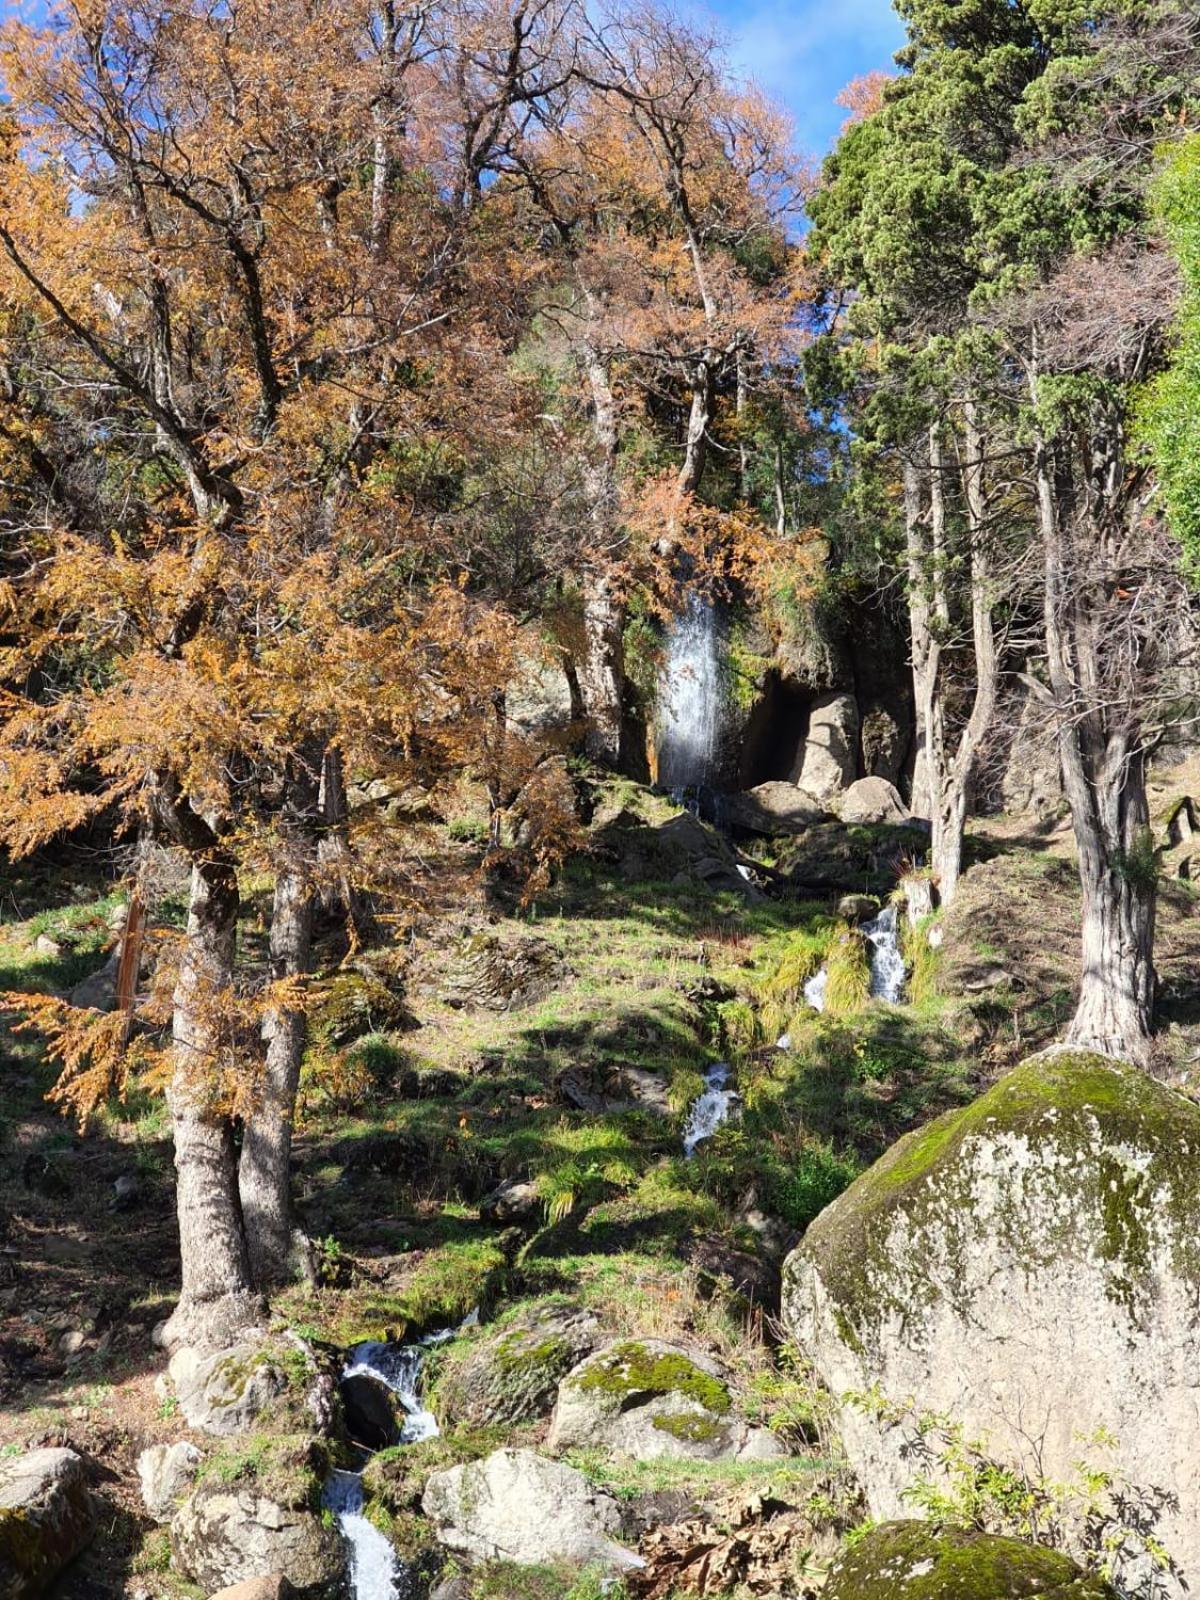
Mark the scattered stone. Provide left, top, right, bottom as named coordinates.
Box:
left=67, top=951, right=120, bottom=1011
left=137, top=1441, right=202, bottom=1523
left=793, top=692, right=859, bottom=802
left=112, top=1173, right=141, bottom=1208
left=168, top=1343, right=284, bottom=1437
left=958, top=964, right=1016, bottom=992
left=836, top=776, right=909, bottom=826
left=433, top=1302, right=601, bottom=1429
left=479, top=1176, right=542, bottom=1226
left=822, top=1521, right=1115, bottom=1600
left=442, top=932, right=569, bottom=1012
left=548, top=1339, right=782, bottom=1463
left=34, top=934, right=63, bottom=958
left=422, top=1447, right=634, bottom=1568
left=58, top=1329, right=86, bottom=1359
left=723, top=782, right=829, bottom=837
left=619, top=1067, right=671, bottom=1116
left=172, top=1482, right=342, bottom=1598
left=208, top=1578, right=296, bottom=1600
left=782, top=1051, right=1200, bottom=1595
left=0, top=1447, right=96, bottom=1599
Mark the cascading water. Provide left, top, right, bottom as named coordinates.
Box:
left=806, top=904, right=906, bottom=1012
left=865, top=903, right=905, bottom=1003
left=657, top=593, right=722, bottom=795
left=682, top=1062, right=739, bottom=1157
left=324, top=1325, right=458, bottom=1599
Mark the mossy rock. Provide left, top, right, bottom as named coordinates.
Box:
left=310, top=969, right=414, bottom=1047
left=783, top=1051, right=1200, bottom=1591
left=547, top=1338, right=781, bottom=1463
left=429, top=1300, right=601, bottom=1428
left=0, top=1449, right=95, bottom=1600
left=824, top=1522, right=1116, bottom=1600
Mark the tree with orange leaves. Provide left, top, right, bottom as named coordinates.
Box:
left=0, top=0, right=582, bottom=1349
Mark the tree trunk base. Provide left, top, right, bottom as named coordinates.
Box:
left=159, top=1289, right=266, bottom=1355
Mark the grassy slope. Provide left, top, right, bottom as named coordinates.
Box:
left=2, top=771, right=1200, bottom=1597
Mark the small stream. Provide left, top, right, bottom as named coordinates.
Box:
left=324, top=1324, right=465, bottom=1599
left=682, top=1062, right=739, bottom=1157
left=806, top=903, right=906, bottom=1013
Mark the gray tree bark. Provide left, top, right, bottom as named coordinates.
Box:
left=161, top=854, right=261, bottom=1352
left=239, top=863, right=314, bottom=1287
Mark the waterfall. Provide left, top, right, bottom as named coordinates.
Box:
left=325, top=1324, right=460, bottom=1599
left=657, top=593, right=722, bottom=794
left=865, top=904, right=905, bottom=1003
left=682, top=1062, right=739, bottom=1157
left=323, top=1470, right=409, bottom=1600
left=806, top=904, right=906, bottom=1012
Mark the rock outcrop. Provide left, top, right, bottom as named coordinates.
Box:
left=793, top=692, right=858, bottom=801
left=422, top=1447, right=633, bottom=1568
left=0, top=1448, right=95, bottom=1599
left=783, top=1051, right=1200, bottom=1596
left=823, top=1522, right=1116, bottom=1600
left=723, top=782, right=829, bottom=837
left=548, top=1338, right=781, bottom=1462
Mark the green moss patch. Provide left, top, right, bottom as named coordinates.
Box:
left=573, top=1342, right=730, bottom=1415
left=824, top=1520, right=1116, bottom=1600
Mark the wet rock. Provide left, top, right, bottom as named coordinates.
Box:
left=138, top=1441, right=202, bottom=1523
left=548, top=1339, right=782, bottom=1463
left=432, top=1302, right=601, bottom=1429
left=837, top=894, right=880, bottom=923
left=341, top=1370, right=403, bottom=1450
left=822, top=1521, right=1115, bottom=1600
left=0, top=1447, right=95, bottom=1599
left=423, top=1447, right=633, bottom=1568
left=168, top=1343, right=284, bottom=1437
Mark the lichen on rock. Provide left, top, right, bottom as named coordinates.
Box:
left=782, top=1050, right=1200, bottom=1596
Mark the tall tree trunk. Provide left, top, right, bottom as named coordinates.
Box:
left=906, top=445, right=941, bottom=828
left=577, top=339, right=625, bottom=767
left=1032, top=339, right=1155, bottom=1064
left=162, top=855, right=260, bottom=1351
left=239, top=863, right=314, bottom=1287
left=933, top=403, right=1000, bottom=904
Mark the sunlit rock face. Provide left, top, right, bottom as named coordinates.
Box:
left=783, top=1051, right=1200, bottom=1598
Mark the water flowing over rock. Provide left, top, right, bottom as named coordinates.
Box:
left=782, top=1051, right=1200, bottom=1598
left=865, top=904, right=905, bottom=1003
left=657, top=594, right=722, bottom=793
left=422, top=1448, right=634, bottom=1568
left=323, top=1470, right=405, bottom=1600
left=548, top=1339, right=782, bottom=1463
left=682, top=1063, right=738, bottom=1157
left=0, top=1448, right=95, bottom=1599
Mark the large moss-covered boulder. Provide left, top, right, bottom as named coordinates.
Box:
left=0, top=1448, right=95, bottom=1598
left=547, top=1338, right=781, bottom=1462
left=824, top=1522, right=1115, bottom=1600
left=782, top=1052, right=1200, bottom=1595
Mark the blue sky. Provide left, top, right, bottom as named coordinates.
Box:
left=689, top=0, right=905, bottom=155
